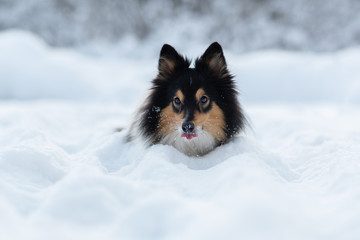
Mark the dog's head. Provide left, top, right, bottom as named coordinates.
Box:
left=139, top=42, right=245, bottom=156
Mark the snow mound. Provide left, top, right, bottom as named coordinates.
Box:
left=1, top=30, right=360, bottom=239
left=1, top=102, right=360, bottom=240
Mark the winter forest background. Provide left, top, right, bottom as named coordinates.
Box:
left=1, top=1, right=360, bottom=240
left=1, top=0, right=360, bottom=52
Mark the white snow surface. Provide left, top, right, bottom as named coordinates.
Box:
left=1, top=30, right=360, bottom=239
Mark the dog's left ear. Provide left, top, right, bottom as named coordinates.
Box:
left=158, top=44, right=187, bottom=77
left=199, top=42, right=228, bottom=77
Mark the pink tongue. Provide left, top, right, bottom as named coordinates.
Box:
left=181, top=133, right=198, bottom=140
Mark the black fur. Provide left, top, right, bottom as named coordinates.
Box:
left=127, top=42, right=246, bottom=153
left=194, top=42, right=245, bottom=139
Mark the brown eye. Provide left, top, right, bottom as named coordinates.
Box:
left=200, top=96, right=208, bottom=104
left=174, top=97, right=181, bottom=105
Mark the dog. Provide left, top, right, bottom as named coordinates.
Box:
left=126, top=42, right=246, bottom=156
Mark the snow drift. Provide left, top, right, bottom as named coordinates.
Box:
left=1, top=30, right=360, bottom=240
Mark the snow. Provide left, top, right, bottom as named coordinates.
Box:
left=1, top=30, right=360, bottom=240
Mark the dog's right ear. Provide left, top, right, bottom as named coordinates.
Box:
left=158, top=44, right=188, bottom=77
left=198, top=42, right=228, bottom=78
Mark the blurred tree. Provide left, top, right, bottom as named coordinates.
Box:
left=0, top=0, right=359, bottom=52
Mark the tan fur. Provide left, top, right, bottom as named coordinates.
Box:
left=157, top=104, right=183, bottom=137
left=158, top=90, right=185, bottom=137
left=176, top=90, right=184, bottom=102
left=207, top=54, right=230, bottom=78
left=195, top=88, right=205, bottom=101
left=195, top=88, right=210, bottom=109
left=208, top=54, right=222, bottom=71
left=194, top=102, right=226, bottom=141
left=159, top=57, right=175, bottom=76
left=158, top=89, right=225, bottom=142
left=172, top=90, right=184, bottom=111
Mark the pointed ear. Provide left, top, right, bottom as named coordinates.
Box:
left=199, top=42, right=228, bottom=77
left=158, top=44, right=187, bottom=77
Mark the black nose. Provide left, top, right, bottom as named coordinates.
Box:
left=182, top=121, right=195, bottom=133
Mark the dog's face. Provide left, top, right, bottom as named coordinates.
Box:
left=156, top=68, right=227, bottom=156
left=137, top=42, right=244, bottom=156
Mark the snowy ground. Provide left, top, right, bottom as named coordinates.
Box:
left=1, top=31, right=360, bottom=240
